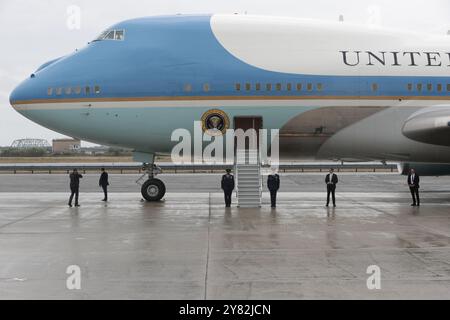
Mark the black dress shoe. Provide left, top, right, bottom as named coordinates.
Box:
left=326, top=204, right=329, bottom=207
left=333, top=204, right=336, bottom=207
left=411, top=203, right=416, bottom=206
left=68, top=204, right=72, bottom=208
left=75, top=204, right=81, bottom=207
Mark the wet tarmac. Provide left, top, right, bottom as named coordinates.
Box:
left=0, top=173, right=449, bottom=299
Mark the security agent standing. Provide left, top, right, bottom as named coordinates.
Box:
left=99, top=168, right=109, bottom=202
left=68, top=169, right=83, bottom=207
left=267, top=168, right=280, bottom=208
left=408, top=168, right=420, bottom=206
left=325, top=168, right=338, bottom=207
left=221, top=169, right=235, bottom=207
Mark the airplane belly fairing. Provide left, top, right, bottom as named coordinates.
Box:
left=278, top=106, right=387, bottom=159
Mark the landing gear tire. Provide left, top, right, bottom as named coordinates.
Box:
left=141, top=178, right=166, bottom=202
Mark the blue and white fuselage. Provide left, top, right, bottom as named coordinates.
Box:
left=9, top=14, right=450, bottom=164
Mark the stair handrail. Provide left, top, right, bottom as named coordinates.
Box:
left=234, top=149, right=238, bottom=198
left=258, top=148, right=262, bottom=206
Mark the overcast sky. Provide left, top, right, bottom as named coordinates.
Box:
left=0, top=0, right=449, bottom=146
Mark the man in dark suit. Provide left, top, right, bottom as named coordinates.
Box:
left=267, top=168, right=280, bottom=208
left=99, top=168, right=109, bottom=202
left=68, top=169, right=83, bottom=207
left=221, top=169, right=235, bottom=207
left=325, top=168, right=338, bottom=207
left=407, top=168, right=420, bottom=206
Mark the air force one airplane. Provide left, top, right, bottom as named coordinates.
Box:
left=9, top=14, right=450, bottom=201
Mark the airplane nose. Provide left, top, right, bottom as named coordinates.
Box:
left=9, top=76, right=37, bottom=108
left=9, top=84, right=22, bottom=106
left=10, top=55, right=65, bottom=107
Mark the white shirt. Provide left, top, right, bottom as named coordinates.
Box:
left=327, top=173, right=333, bottom=184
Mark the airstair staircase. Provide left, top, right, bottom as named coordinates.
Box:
left=235, top=149, right=262, bottom=208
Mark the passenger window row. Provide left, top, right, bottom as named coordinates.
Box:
left=46, top=83, right=450, bottom=97
left=47, top=86, right=101, bottom=96
left=407, top=83, right=450, bottom=92
left=183, top=83, right=211, bottom=93
left=235, top=82, right=323, bottom=92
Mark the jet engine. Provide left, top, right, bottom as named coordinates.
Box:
left=402, top=106, right=450, bottom=147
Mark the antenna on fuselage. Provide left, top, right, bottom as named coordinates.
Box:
left=339, top=14, right=344, bottom=22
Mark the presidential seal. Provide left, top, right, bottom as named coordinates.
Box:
left=201, top=109, right=230, bottom=136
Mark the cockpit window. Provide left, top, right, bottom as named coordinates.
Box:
left=115, top=30, right=124, bottom=40
left=104, top=31, right=115, bottom=40
left=93, top=29, right=125, bottom=42
left=95, top=30, right=108, bottom=40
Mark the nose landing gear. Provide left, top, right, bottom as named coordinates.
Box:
left=141, top=178, right=166, bottom=201
left=138, top=163, right=166, bottom=201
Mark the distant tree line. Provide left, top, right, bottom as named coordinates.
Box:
left=106, top=147, right=132, bottom=156
left=0, top=146, right=132, bottom=157
left=0, top=147, right=49, bottom=157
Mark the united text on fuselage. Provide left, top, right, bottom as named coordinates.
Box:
left=341, top=51, right=450, bottom=67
